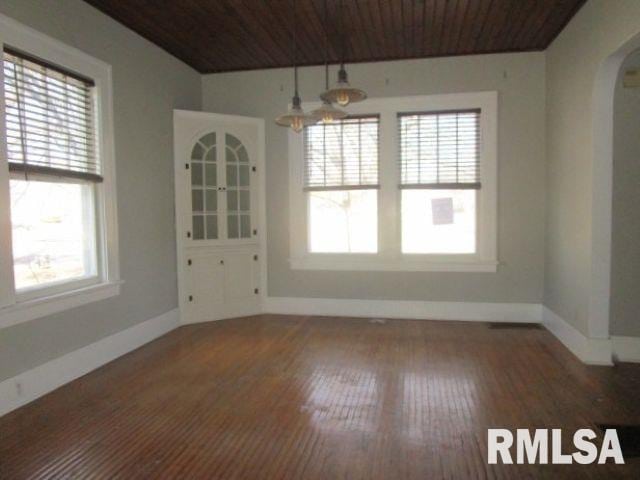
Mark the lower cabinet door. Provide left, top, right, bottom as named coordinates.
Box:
left=186, top=253, right=224, bottom=322
left=185, top=249, right=259, bottom=322
left=221, top=250, right=260, bottom=317
left=223, top=251, right=257, bottom=301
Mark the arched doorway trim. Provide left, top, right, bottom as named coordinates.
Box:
left=589, top=32, right=640, bottom=339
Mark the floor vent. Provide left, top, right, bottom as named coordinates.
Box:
left=596, top=424, right=640, bottom=458
left=487, top=322, right=542, bottom=330
left=369, top=318, right=387, bottom=325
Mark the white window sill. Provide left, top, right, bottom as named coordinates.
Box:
left=289, top=256, right=499, bottom=272
left=0, top=280, right=122, bottom=330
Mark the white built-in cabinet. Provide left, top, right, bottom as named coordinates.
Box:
left=174, top=111, right=264, bottom=323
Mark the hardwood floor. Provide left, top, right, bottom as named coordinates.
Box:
left=1, top=314, right=639, bottom=479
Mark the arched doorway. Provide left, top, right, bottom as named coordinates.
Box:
left=590, top=33, right=640, bottom=344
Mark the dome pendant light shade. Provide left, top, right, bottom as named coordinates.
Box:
left=311, top=98, right=348, bottom=123
left=276, top=93, right=317, bottom=132
left=311, top=62, right=346, bottom=123
left=321, top=66, right=367, bottom=107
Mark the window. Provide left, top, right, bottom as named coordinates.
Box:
left=10, top=178, right=97, bottom=290
left=289, top=93, right=497, bottom=272
left=0, top=15, right=118, bottom=327
left=399, top=110, right=480, bottom=254
left=304, top=116, right=379, bottom=253
left=4, top=50, right=100, bottom=292
left=402, top=189, right=476, bottom=254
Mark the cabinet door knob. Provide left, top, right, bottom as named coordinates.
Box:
left=220, top=260, right=224, bottom=265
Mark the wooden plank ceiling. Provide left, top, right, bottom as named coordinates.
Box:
left=83, top=0, right=586, bottom=74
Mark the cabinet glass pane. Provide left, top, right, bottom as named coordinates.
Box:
left=237, top=146, right=249, bottom=163
left=205, top=146, right=216, bottom=162
left=239, top=190, right=250, bottom=211
left=190, top=132, right=218, bottom=242
left=191, top=143, right=204, bottom=160
left=206, top=215, right=218, bottom=239
left=226, top=133, right=241, bottom=150
left=227, top=215, right=239, bottom=239
left=192, top=189, right=203, bottom=212
left=240, top=215, right=251, bottom=238
left=205, top=163, right=217, bottom=186
left=227, top=165, right=237, bottom=186
left=200, top=132, right=216, bottom=148
left=219, top=133, right=252, bottom=242
left=239, top=165, right=249, bottom=187
left=226, top=147, right=236, bottom=164
left=191, top=162, right=203, bottom=186
left=227, top=190, right=238, bottom=211
left=192, top=215, right=204, bottom=240
left=205, top=190, right=217, bottom=212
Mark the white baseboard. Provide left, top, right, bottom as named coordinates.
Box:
left=542, top=306, right=613, bottom=366
left=0, top=308, right=179, bottom=417
left=612, top=336, right=640, bottom=363
left=263, top=296, right=542, bottom=323
left=2, top=301, right=629, bottom=419
left=183, top=301, right=261, bottom=324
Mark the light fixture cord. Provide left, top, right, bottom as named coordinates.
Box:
left=324, top=0, right=329, bottom=90
left=293, top=0, right=299, bottom=97
left=340, top=0, right=345, bottom=70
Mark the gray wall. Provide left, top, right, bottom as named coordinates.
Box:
left=202, top=53, right=546, bottom=303
left=610, top=49, right=640, bottom=337
left=0, top=0, right=201, bottom=382
left=5, top=0, right=637, bottom=384
left=544, top=0, right=640, bottom=337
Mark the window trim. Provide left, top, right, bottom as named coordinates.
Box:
left=288, top=92, right=498, bottom=272
left=0, top=13, right=120, bottom=328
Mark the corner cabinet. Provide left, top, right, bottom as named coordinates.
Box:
left=174, top=111, right=264, bottom=323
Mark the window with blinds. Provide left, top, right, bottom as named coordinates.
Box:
left=2, top=48, right=100, bottom=182
left=398, top=109, right=480, bottom=189
left=304, top=115, right=379, bottom=191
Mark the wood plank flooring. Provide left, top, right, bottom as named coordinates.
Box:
left=1, top=314, right=639, bottom=479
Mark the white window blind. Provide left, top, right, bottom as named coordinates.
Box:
left=3, top=48, right=101, bottom=182
left=399, top=109, right=480, bottom=189
left=304, top=115, right=379, bottom=191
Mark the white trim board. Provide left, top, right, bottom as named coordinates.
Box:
left=0, top=281, right=121, bottom=330
left=542, top=306, right=613, bottom=366
left=612, top=336, right=640, bottom=363
left=0, top=308, right=179, bottom=417
left=263, top=296, right=542, bottom=323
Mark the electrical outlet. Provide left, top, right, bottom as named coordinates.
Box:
left=15, top=380, right=23, bottom=397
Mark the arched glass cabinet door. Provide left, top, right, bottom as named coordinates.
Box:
left=224, top=133, right=252, bottom=239
left=190, top=132, right=218, bottom=240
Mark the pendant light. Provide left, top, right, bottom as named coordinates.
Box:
left=275, top=0, right=317, bottom=132
left=320, top=0, right=366, bottom=107
left=311, top=0, right=347, bottom=123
